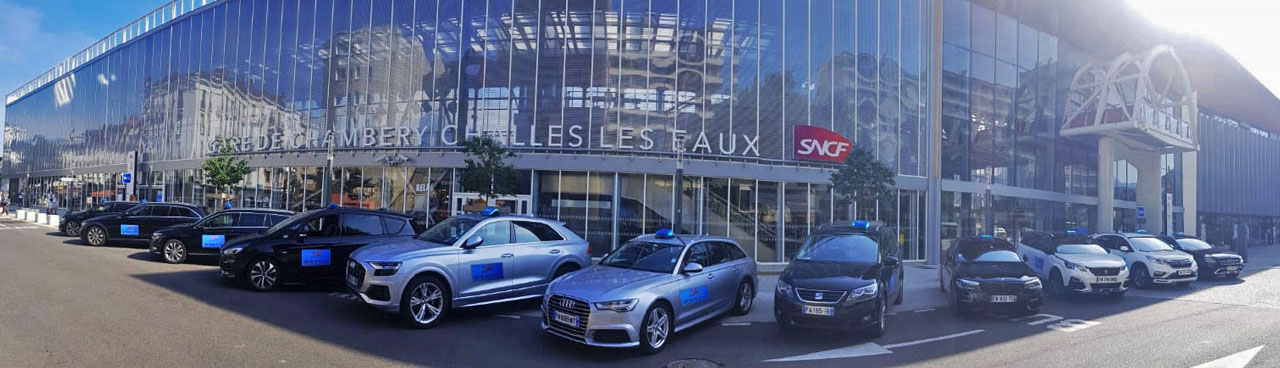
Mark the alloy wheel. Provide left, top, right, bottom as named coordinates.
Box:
left=646, top=307, right=670, bottom=349
left=249, top=260, right=279, bottom=290
left=1134, top=268, right=1150, bottom=288
left=738, top=283, right=754, bottom=311
left=163, top=240, right=186, bottom=263
left=86, top=227, right=105, bottom=246
left=409, top=282, right=445, bottom=324
left=66, top=221, right=80, bottom=237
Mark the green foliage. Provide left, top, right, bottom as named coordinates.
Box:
left=830, top=146, right=897, bottom=215
left=202, top=138, right=252, bottom=200
left=459, top=136, right=520, bottom=201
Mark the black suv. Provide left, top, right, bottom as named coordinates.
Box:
left=149, top=208, right=294, bottom=264
left=941, top=236, right=1043, bottom=317
left=774, top=221, right=904, bottom=337
left=60, top=201, right=138, bottom=237
left=219, top=207, right=418, bottom=291
left=80, top=203, right=206, bottom=247
left=1171, top=234, right=1244, bottom=279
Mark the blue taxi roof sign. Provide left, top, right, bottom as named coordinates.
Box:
left=481, top=207, right=500, bottom=216
left=851, top=220, right=870, bottom=230
left=1136, top=229, right=1148, bottom=234
left=327, top=203, right=338, bottom=209
left=980, top=234, right=994, bottom=240
left=655, top=228, right=675, bottom=239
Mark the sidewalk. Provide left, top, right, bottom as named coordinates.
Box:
left=724, top=262, right=947, bottom=324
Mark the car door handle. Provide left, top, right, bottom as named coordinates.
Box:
left=549, top=249, right=561, bottom=255
left=501, top=253, right=514, bottom=258
left=707, top=273, right=715, bottom=279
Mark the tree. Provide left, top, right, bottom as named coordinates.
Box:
left=202, top=137, right=252, bottom=210
left=830, top=146, right=897, bottom=220
left=458, top=135, right=520, bottom=206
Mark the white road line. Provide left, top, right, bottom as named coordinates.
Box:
left=881, top=329, right=986, bottom=349
left=885, top=312, right=898, bottom=316
left=721, top=322, right=752, bottom=326
left=1192, top=345, right=1264, bottom=368
left=493, top=314, right=521, bottom=319
left=913, top=308, right=935, bottom=313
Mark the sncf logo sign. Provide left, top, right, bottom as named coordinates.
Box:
left=794, top=125, right=852, bottom=163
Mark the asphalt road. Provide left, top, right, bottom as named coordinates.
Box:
left=1, top=216, right=1278, bottom=368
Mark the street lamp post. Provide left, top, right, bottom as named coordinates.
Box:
left=673, top=138, right=685, bottom=234
left=322, top=130, right=335, bottom=207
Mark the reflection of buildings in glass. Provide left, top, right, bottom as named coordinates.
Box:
left=142, top=71, right=302, bottom=157
left=324, top=25, right=432, bottom=144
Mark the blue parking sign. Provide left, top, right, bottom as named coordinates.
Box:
left=121, top=173, right=132, bottom=184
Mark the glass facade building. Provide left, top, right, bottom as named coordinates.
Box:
left=5, top=0, right=1279, bottom=262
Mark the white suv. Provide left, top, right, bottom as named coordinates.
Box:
left=1094, top=233, right=1197, bottom=288
left=1016, top=231, right=1128, bottom=298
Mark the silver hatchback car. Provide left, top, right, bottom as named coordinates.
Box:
left=347, top=210, right=590, bottom=328
left=542, top=230, right=757, bottom=353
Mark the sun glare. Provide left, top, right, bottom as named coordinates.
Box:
left=1126, top=0, right=1280, bottom=97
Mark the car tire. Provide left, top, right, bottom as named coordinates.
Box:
left=949, top=288, right=969, bottom=318
left=729, top=279, right=754, bottom=316
left=1131, top=264, right=1152, bottom=289
left=400, top=274, right=451, bottom=329
left=243, top=258, right=282, bottom=292
left=162, top=239, right=187, bottom=264
left=84, top=225, right=108, bottom=247
left=893, top=284, right=904, bottom=305
left=938, top=270, right=946, bottom=293
left=1048, top=270, right=1065, bottom=298
left=639, top=302, right=673, bottom=354
left=865, top=296, right=887, bottom=338
left=65, top=221, right=81, bottom=237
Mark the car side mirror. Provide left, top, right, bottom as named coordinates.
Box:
left=884, top=257, right=901, bottom=266
left=682, top=262, right=704, bottom=274
left=462, top=235, right=484, bottom=249
left=1119, top=245, right=1131, bottom=252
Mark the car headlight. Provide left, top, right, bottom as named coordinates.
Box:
left=1203, top=257, right=1218, bottom=265
left=957, top=278, right=982, bottom=291
left=1024, top=277, right=1043, bottom=290
left=845, top=283, right=879, bottom=304
left=1146, top=255, right=1173, bottom=266
left=593, top=299, right=639, bottom=312
left=152, top=233, right=164, bottom=240
left=776, top=280, right=794, bottom=295
left=1063, top=260, right=1089, bottom=273
left=369, top=261, right=402, bottom=276
left=222, top=247, right=243, bottom=256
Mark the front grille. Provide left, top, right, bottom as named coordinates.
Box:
left=1090, top=282, right=1121, bottom=290
left=346, top=260, right=365, bottom=288
left=795, top=288, right=847, bottom=304
left=1168, top=259, right=1194, bottom=268
left=546, top=295, right=591, bottom=341
left=980, top=282, right=1024, bottom=294
left=366, top=285, right=390, bottom=301
left=1090, top=267, right=1123, bottom=276
left=1217, top=257, right=1243, bottom=266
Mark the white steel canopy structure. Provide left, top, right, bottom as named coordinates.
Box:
left=1062, top=45, right=1198, bottom=152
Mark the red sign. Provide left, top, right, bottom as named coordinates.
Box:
left=793, top=125, right=852, bottom=163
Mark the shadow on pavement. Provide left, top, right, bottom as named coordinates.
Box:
left=125, top=251, right=220, bottom=266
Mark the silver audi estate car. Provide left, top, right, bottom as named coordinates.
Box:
left=346, top=209, right=590, bottom=328
left=542, top=230, right=757, bottom=353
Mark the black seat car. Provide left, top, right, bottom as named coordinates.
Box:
left=1171, top=234, right=1244, bottom=279
left=80, top=203, right=206, bottom=247
left=60, top=201, right=138, bottom=237
left=149, top=208, right=294, bottom=264
left=219, top=207, right=418, bottom=291
left=941, top=236, right=1043, bottom=317
left=774, top=221, right=904, bottom=337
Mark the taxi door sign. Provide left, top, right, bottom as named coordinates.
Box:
left=471, top=263, right=504, bottom=281
left=201, top=235, right=226, bottom=249
left=680, top=285, right=710, bottom=306
left=1033, top=257, right=1045, bottom=271
left=301, top=249, right=331, bottom=267
left=120, top=225, right=139, bottom=236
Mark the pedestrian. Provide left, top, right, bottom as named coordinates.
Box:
left=1, top=199, right=7, bottom=215
left=1239, top=223, right=1251, bottom=264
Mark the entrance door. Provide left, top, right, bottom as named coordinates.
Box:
left=452, top=193, right=532, bottom=216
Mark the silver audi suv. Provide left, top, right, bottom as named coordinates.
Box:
left=346, top=210, right=590, bottom=328
left=542, top=230, right=757, bottom=353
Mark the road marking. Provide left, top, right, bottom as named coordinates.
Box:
left=721, top=322, right=752, bottom=326
left=913, top=308, right=935, bottom=313
left=763, top=329, right=985, bottom=362
left=327, top=292, right=362, bottom=302
left=1193, top=345, right=1264, bottom=368
left=885, top=312, right=897, bottom=316
left=1046, top=319, right=1101, bottom=332
left=1009, top=313, right=1064, bottom=326
left=493, top=314, right=521, bottom=319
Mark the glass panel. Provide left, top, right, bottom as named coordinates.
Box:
left=703, top=177, right=730, bottom=237
left=618, top=173, right=645, bottom=243
left=756, top=180, right=779, bottom=262
left=783, top=182, right=809, bottom=260
left=586, top=172, right=615, bottom=255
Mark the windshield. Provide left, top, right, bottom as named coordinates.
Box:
left=1176, top=238, right=1214, bottom=251
left=1130, top=237, right=1175, bottom=252
left=1056, top=244, right=1108, bottom=255
left=972, top=250, right=1022, bottom=262
left=416, top=217, right=479, bottom=244
left=600, top=241, right=685, bottom=273
left=264, top=211, right=317, bottom=235
left=794, top=234, right=879, bottom=263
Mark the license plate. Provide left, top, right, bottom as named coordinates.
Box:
left=803, top=305, right=835, bottom=316
left=1227, top=266, right=1240, bottom=271
left=990, top=295, right=1017, bottom=303
left=346, top=275, right=359, bottom=286
left=1178, top=269, right=1193, bottom=276
left=1096, top=276, right=1118, bottom=283
left=552, top=310, right=579, bottom=327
